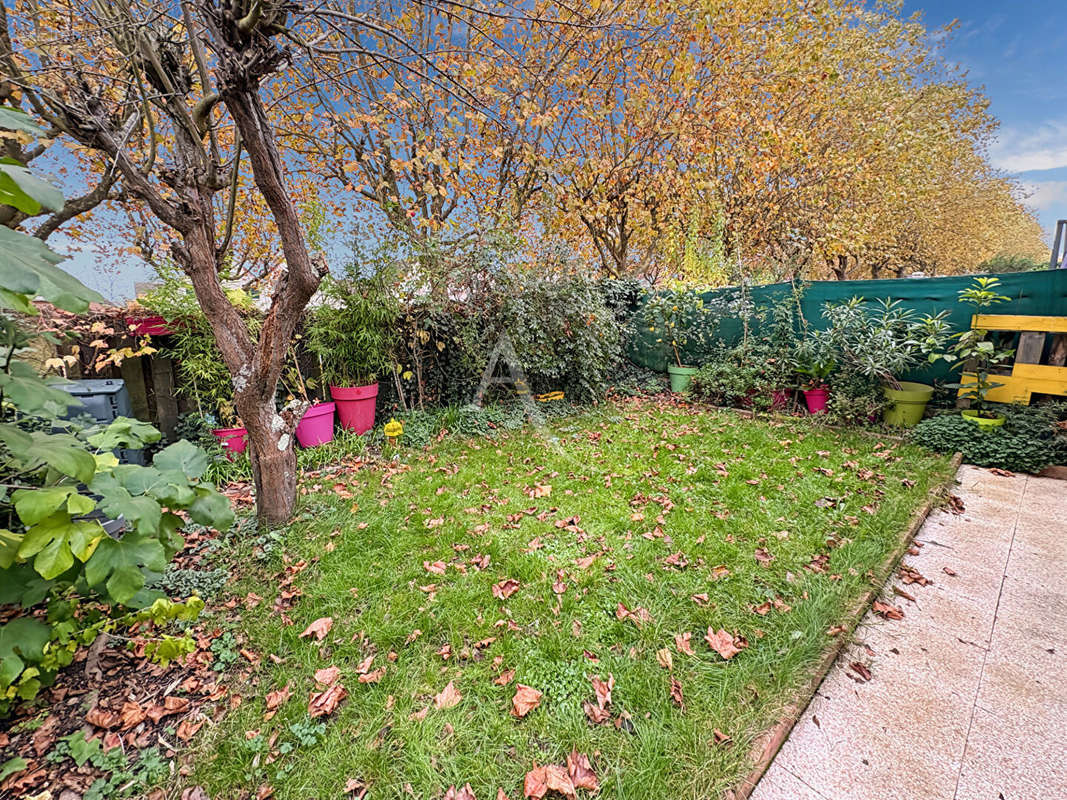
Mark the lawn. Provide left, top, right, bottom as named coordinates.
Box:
left=186, top=398, right=953, bottom=799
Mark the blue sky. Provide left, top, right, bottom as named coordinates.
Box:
left=905, top=0, right=1067, bottom=249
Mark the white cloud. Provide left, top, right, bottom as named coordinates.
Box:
left=1023, top=180, right=1067, bottom=212
left=991, top=120, right=1067, bottom=173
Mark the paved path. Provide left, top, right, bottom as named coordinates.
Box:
left=751, top=464, right=1066, bottom=800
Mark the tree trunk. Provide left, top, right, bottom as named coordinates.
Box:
left=243, top=398, right=299, bottom=526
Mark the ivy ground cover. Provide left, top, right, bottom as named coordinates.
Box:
left=188, top=398, right=952, bottom=799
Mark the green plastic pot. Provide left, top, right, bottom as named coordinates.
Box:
left=882, top=381, right=934, bottom=427
left=961, top=409, right=1005, bottom=428
left=667, top=364, right=698, bottom=393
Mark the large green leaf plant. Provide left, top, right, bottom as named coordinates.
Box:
left=0, top=108, right=233, bottom=714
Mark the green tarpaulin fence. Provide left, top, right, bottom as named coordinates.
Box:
left=628, top=269, right=1067, bottom=383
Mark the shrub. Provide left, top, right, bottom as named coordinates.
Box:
left=304, top=270, right=399, bottom=388
left=910, top=406, right=1067, bottom=473
left=823, top=372, right=887, bottom=426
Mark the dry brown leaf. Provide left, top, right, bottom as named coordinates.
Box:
left=176, top=717, right=205, bottom=742
left=674, top=632, right=695, bottom=656
left=582, top=700, right=611, bottom=724
left=434, top=680, right=462, bottom=710
left=494, top=669, right=516, bottom=686
left=524, top=765, right=548, bottom=799
left=146, top=695, right=190, bottom=724
left=566, top=751, right=598, bottom=793
left=849, top=661, right=873, bottom=682
left=544, top=764, right=576, bottom=799
left=492, top=578, right=521, bottom=600
left=591, top=673, right=614, bottom=711
left=265, top=684, right=292, bottom=711
left=308, top=684, right=347, bottom=717
left=300, top=617, right=334, bottom=641
left=444, top=784, right=477, bottom=800
left=511, top=684, right=543, bottom=718
left=873, top=600, right=904, bottom=620
left=344, top=778, right=368, bottom=798
left=705, top=628, right=745, bottom=660
left=86, top=706, right=121, bottom=729
left=355, top=654, right=375, bottom=673
left=314, top=666, right=341, bottom=686
left=423, top=560, right=448, bottom=575
left=655, top=648, right=673, bottom=671
left=358, top=667, right=386, bottom=684
left=669, top=677, right=685, bottom=711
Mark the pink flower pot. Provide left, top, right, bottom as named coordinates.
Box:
left=213, top=426, right=248, bottom=457
left=803, top=387, right=830, bottom=414
left=330, top=383, right=378, bottom=434
left=295, top=401, right=336, bottom=448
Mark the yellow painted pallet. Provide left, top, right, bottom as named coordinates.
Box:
left=960, top=314, right=1067, bottom=405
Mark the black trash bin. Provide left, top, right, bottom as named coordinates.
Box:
left=55, top=378, right=145, bottom=465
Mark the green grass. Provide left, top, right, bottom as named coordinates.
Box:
left=186, top=399, right=952, bottom=799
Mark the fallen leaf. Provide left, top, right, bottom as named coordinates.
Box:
left=524, top=765, right=549, bottom=799
left=314, top=666, right=341, bottom=686
left=669, top=677, right=685, bottom=711
left=300, top=617, right=334, bottom=641
left=434, top=681, right=462, bottom=710
left=146, top=695, right=190, bottom=724
left=674, top=632, right=695, bottom=656
left=544, top=764, right=576, bottom=798
left=492, top=579, right=521, bottom=600
left=591, top=674, right=614, bottom=710
left=615, top=602, right=652, bottom=627
left=712, top=729, right=731, bottom=746
left=848, top=661, right=873, bottom=682
left=873, top=600, right=904, bottom=620
left=308, top=684, right=347, bottom=717
left=344, top=778, right=368, bottom=798
left=359, top=667, right=386, bottom=684
left=494, top=669, right=516, bottom=686
left=566, top=751, right=598, bottom=792
left=754, top=547, right=774, bottom=565
left=424, top=560, right=448, bottom=575
left=512, top=684, right=543, bottom=718
left=445, top=784, right=477, bottom=800
left=86, top=706, right=121, bottom=729
left=705, top=628, right=745, bottom=660
left=655, top=648, right=673, bottom=670
left=177, top=717, right=205, bottom=742
left=582, top=700, right=611, bottom=724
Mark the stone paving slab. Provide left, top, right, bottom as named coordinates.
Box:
left=751, top=464, right=1067, bottom=800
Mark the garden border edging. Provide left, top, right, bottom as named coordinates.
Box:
left=724, top=450, right=964, bottom=800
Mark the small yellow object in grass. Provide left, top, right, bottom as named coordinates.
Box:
left=534, top=390, right=565, bottom=403
left=384, top=418, right=403, bottom=440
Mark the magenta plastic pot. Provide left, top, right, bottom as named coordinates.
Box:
left=212, top=426, right=248, bottom=457
left=803, top=387, right=830, bottom=414
left=295, top=401, right=336, bottom=448
left=329, top=383, right=378, bottom=434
